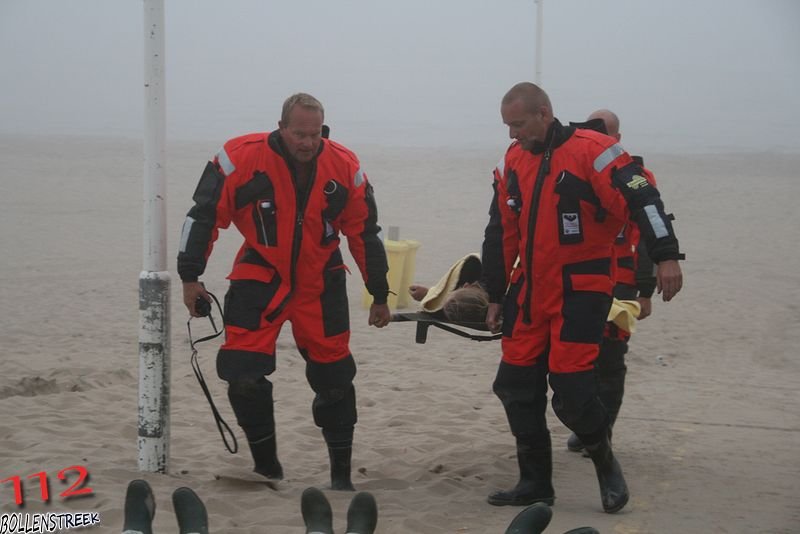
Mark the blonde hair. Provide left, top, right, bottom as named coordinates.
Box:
left=442, top=285, right=489, bottom=324
left=281, top=93, right=325, bottom=124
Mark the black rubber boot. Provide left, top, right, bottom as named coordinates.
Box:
left=224, top=374, right=283, bottom=479
left=122, top=479, right=155, bottom=534
left=488, top=438, right=555, bottom=506
left=569, top=421, right=618, bottom=457
left=345, top=491, right=378, bottom=534
left=503, top=502, right=552, bottom=534
left=566, top=432, right=585, bottom=452
left=172, top=487, right=209, bottom=534
left=573, top=420, right=617, bottom=459
left=247, top=432, right=284, bottom=480
left=328, top=442, right=355, bottom=491
left=584, top=435, right=629, bottom=513
left=301, top=487, right=334, bottom=534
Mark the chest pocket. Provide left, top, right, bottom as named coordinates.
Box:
left=236, top=171, right=278, bottom=247
left=554, top=171, right=607, bottom=245
left=320, top=179, right=348, bottom=245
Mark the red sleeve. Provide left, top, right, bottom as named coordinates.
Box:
left=339, top=166, right=390, bottom=304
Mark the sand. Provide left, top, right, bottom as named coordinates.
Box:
left=0, top=135, right=798, bottom=533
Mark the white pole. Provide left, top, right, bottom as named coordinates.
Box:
left=138, top=0, right=170, bottom=473
left=534, top=0, right=544, bottom=85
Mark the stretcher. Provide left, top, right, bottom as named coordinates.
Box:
left=390, top=312, right=502, bottom=343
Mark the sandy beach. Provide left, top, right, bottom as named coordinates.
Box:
left=1, top=135, right=798, bottom=533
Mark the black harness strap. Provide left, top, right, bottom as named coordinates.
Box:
left=391, top=312, right=502, bottom=344
left=187, top=292, right=238, bottom=454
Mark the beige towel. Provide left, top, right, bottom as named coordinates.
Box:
left=421, top=253, right=481, bottom=313
left=607, top=298, right=641, bottom=334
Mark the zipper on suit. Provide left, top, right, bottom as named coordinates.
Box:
left=522, top=148, right=551, bottom=324
left=266, top=159, right=317, bottom=322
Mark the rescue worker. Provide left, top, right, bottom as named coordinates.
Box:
left=565, top=109, right=660, bottom=454
left=482, top=83, right=684, bottom=513
left=178, top=93, right=391, bottom=491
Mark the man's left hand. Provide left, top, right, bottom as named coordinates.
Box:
left=369, top=303, right=391, bottom=328
left=636, top=297, right=652, bottom=320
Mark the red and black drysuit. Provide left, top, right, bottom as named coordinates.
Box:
left=481, top=119, right=681, bottom=456
left=568, top=120, right=662, bottom=437
left=592, top=157, right=659, bottom=434
left=177, top=131, right=388, bottom=454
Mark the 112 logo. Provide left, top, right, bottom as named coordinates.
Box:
left=2, top=466, right=93, bottom=506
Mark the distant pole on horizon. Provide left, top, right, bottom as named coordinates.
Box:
left=139, top=0, right=170, bottom=473
left=535, top=0, right=544, bottom=85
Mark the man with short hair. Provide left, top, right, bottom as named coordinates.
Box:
left=482, top=82, right=683, bottom=513
left=178, top=93, right=391, bottom=491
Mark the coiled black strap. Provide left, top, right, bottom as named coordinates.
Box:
left=187, top=292, right=238, bottom=454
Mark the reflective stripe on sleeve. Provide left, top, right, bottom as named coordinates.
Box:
left=216, top=147, right=235, bottom=176
left=593, top=143, right=625, bottom=172
left=179, top=216, right=195, bottom=252
left=644, top=205, right=668, bottom=238
left=354, top=168, right=364, bottom=186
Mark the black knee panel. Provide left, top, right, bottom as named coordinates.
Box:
left=549, top=370, right=608, bottom=438
left=217, top=348, right=275, bottom=381
left=306, top=354, right=356, bottom=392
left=306, top=356, right=358, bottom=431
left=217, top=348, right=277, bottom=438
left=225, top=374, right=275, bottom=440
left=493, top=359, right=548, bottom=406
left=493, top=359, right=549, bottom=438
left=596, top=339, right=629, bottom=375
left=596, top=339, right=627, bottom=397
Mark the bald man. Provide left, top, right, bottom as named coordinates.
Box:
left=564, top=110, right=661, bottom=457
left=587, top=109, right=620, bottom=139
left=481, top=83, right=684, bottom=513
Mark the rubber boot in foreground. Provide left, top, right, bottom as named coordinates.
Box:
left=503, top=502, right=552, bottom=534
left=345, top=491, right=378, bottom=534
left=301, top=487, right=334, bottom=534
left=172, top=487, right=209, bottom=534
left=122, top=479, right=155, bottom=534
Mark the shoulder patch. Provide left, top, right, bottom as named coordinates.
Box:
left=626, top=174, right=650, bottom=190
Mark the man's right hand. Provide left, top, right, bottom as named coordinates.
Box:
left=486, top=302, right=503, bottom=334
left=183, top=281, right=211, bottom=317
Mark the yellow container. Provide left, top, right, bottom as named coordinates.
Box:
left=363, top=239, right=408, bottom=309
left=396, top=239, right=420, bottom=309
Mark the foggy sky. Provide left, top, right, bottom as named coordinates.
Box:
left=1, top=0, right=798, bottom=152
